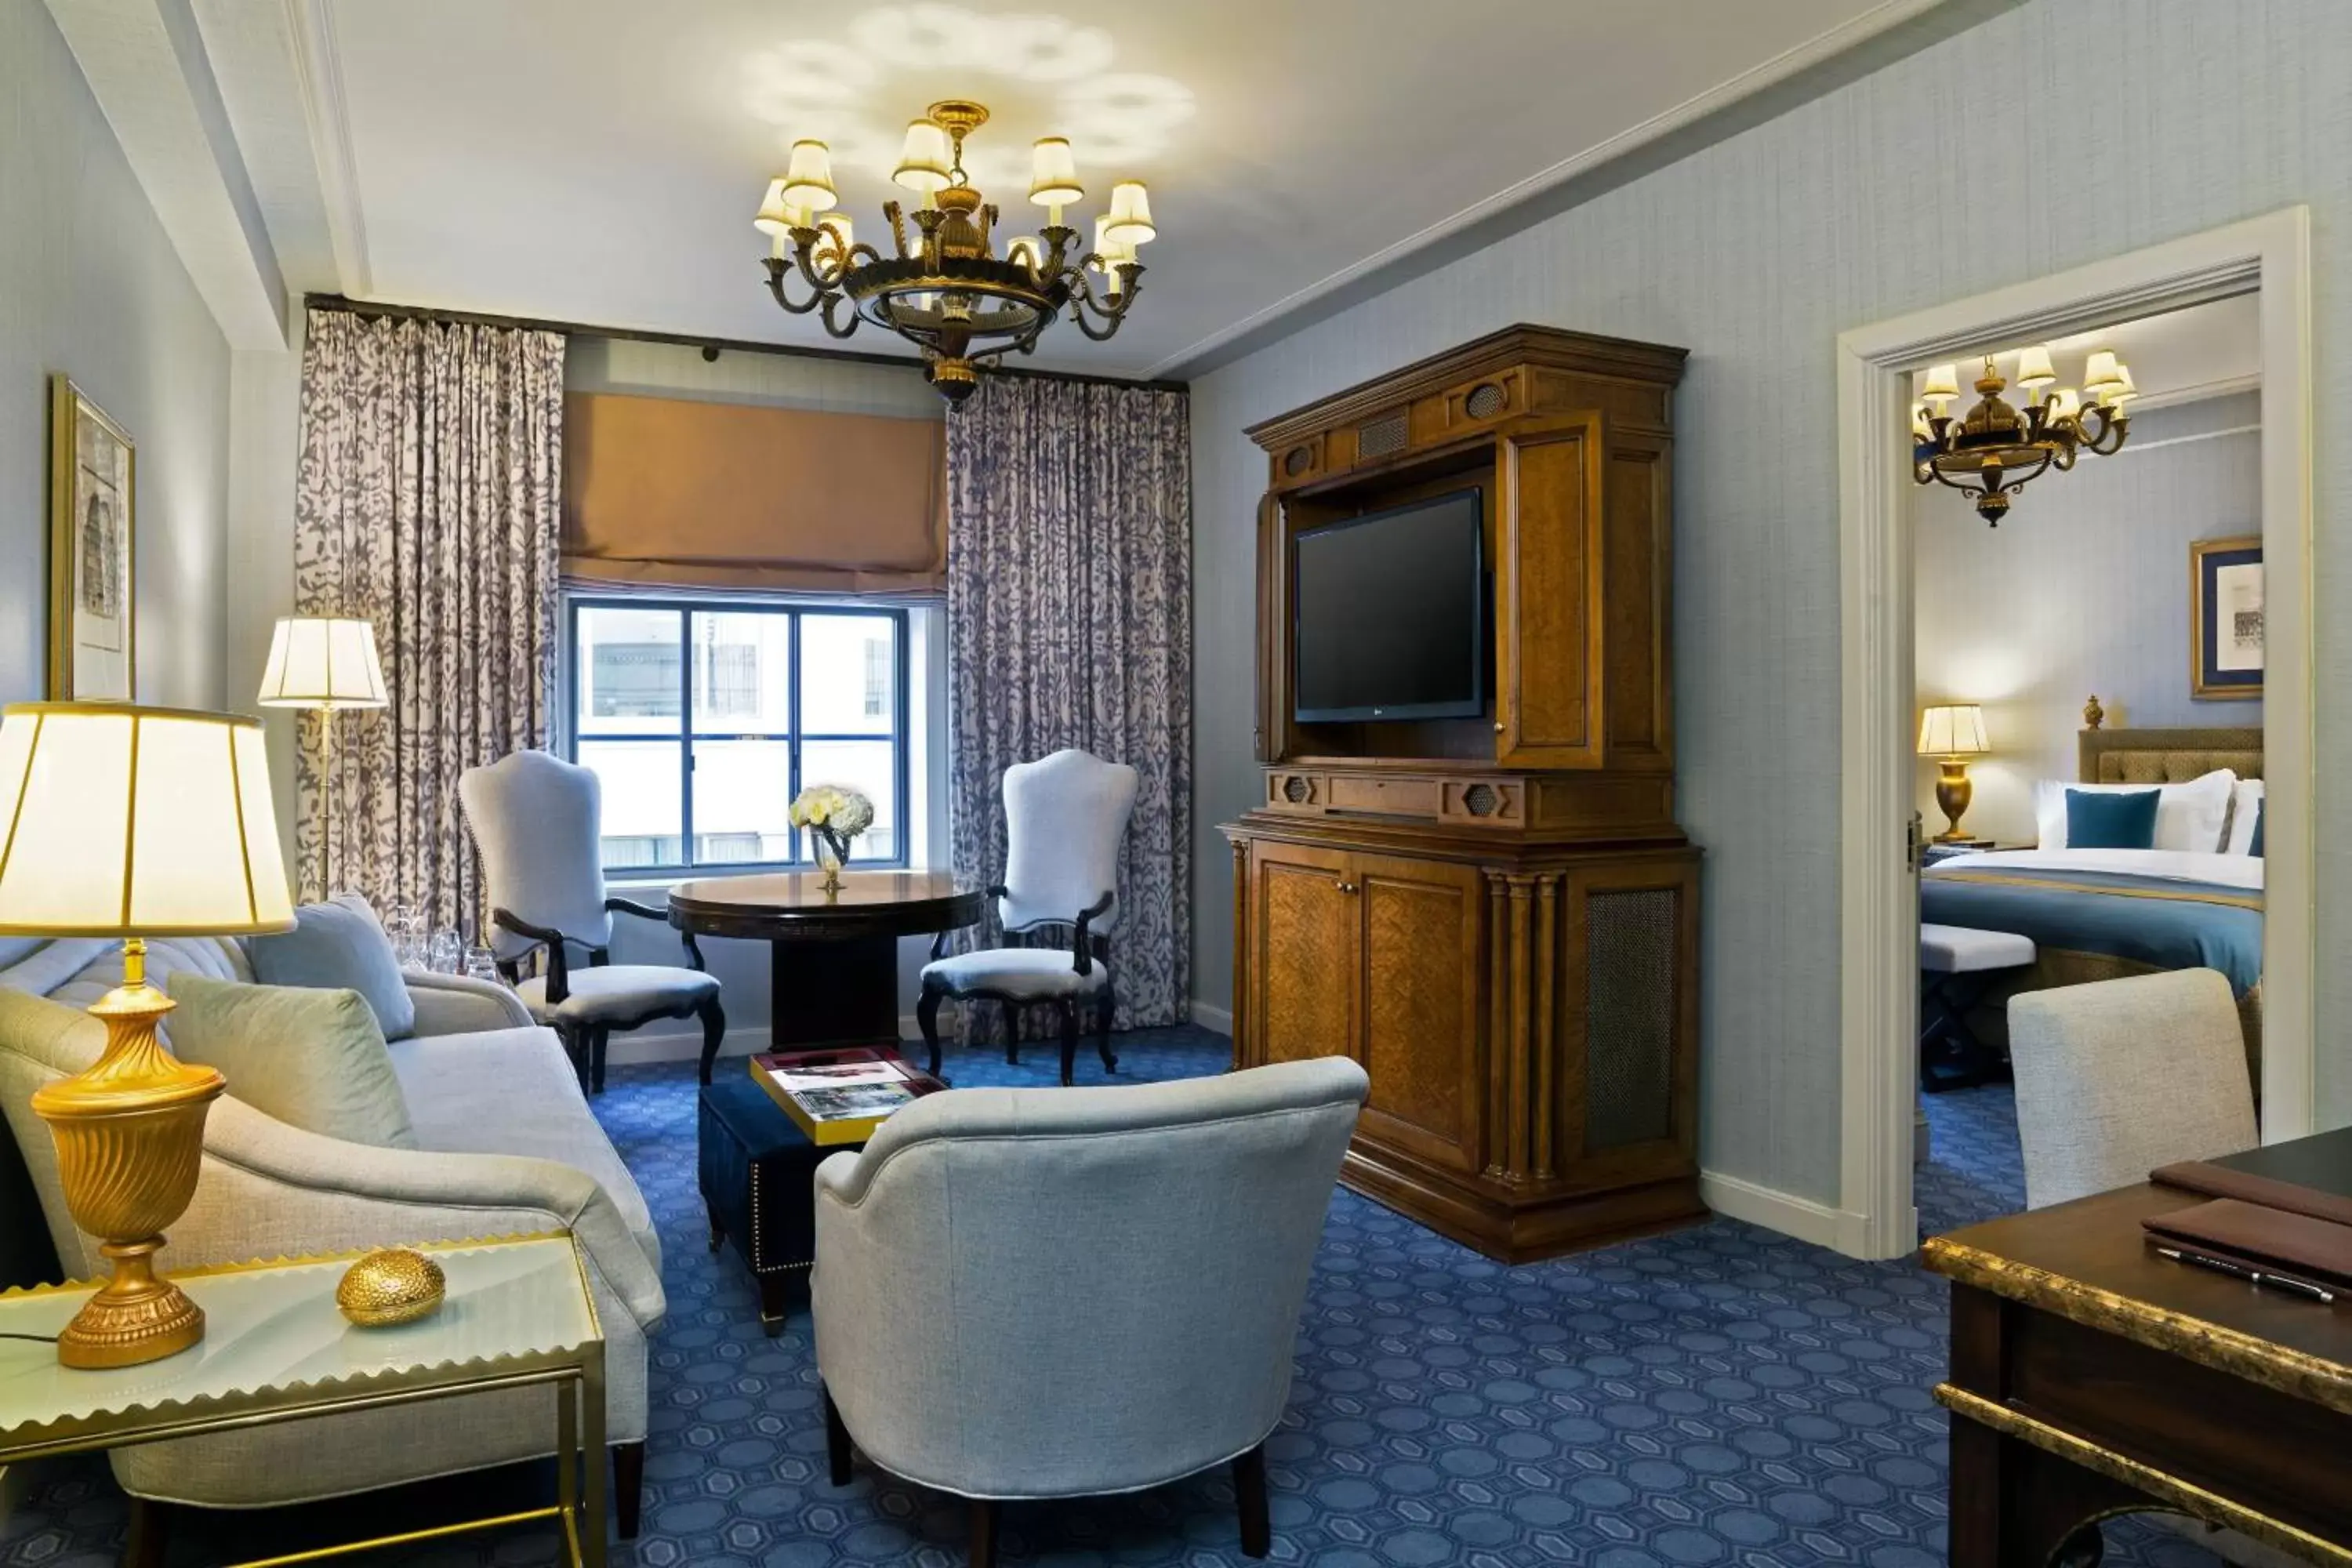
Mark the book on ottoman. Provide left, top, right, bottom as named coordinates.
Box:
left=753, top=1046, right=946, bottom=1145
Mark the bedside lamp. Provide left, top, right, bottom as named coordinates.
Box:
left=0, top=703, right=294, bottom=1367
left=1917, top=703, right=1991, bottom=842
left=257, top=616, right=387, bottom=896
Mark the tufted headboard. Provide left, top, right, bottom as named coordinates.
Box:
left=2078, top=724, right=2263, bottom=785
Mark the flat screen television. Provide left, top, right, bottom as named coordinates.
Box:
left=1292, top=488, right=1487, bottom=724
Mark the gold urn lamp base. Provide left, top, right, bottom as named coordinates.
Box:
left=30, top=942, right=225, bottom=1370
left=1933, top=760, right=1976, bottom=843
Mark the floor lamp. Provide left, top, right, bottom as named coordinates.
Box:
left=257, top=616, right=388, bottom=898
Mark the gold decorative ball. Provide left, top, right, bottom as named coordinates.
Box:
left=336, top=1248, right=446, bottom=1328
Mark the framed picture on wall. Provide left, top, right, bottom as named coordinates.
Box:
left=2190, top=534, right=2261, bottom=700
left=48, top=376, right=136, bottom=701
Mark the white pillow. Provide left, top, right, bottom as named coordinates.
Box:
left=2032, top=768, right=2235, bottom=852
left=2224, top=778, right=2266, bottom=854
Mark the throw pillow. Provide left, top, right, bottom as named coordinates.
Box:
left=2250, top=801, right=2266, bottom=858
left=165, top=976, right=416, bottom=1149
left=2032, top=769, right=2234, bottom=851
left=2064, top=788, right=2161, bottom=850
left=246, top=895, right=417, bottom=1041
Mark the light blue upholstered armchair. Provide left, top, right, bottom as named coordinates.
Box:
left=459, top=750, right=724, bottom=1092
left=917, top=749, right=1138, bottom=1085
left=812, top=1058, right=1369, bottom=1564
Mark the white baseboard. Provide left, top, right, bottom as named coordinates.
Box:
left=1698, top=1169, right=1876, bottom=1252
left=1189, top=998, right=1232, bottom=1034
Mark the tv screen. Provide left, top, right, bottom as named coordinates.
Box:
left=1292, top=488, right=1486, bottom=724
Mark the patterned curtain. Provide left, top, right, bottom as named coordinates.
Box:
left=946, top=376, right=1192, bottom=1030
left=293, top=309, right=564, bottom=934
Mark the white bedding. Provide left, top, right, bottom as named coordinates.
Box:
left=1929, top=847, right=2264, bottom=892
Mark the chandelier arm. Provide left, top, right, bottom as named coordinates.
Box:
left=793, top=234, right=852, bottom=294
left=818, top=290, right=862, bottom=339
left=763, top=258, right=827, bottom=317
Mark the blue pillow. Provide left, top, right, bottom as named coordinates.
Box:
left=2065, top=789, right=2161, bottom=851
left=2249, top=801, right=2265, bottom=858
left=245, top=895, right=417, bottom=1041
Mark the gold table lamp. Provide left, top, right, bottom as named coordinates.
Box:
left=1917, top=702, right=1991, bottom=842
left=0, top=702, right=295, bottom=1367
left=257, top=616, right=388, bottom=899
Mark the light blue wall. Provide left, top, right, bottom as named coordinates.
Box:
left=0, top=4, right=231, bottom=710
left=1190, top=0, right=2352, bottom=1207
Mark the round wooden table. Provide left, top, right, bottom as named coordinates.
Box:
left=668, top=869, right=987, bottom=1054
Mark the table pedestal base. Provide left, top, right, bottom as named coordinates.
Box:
left=771, top=935, right=901, bottom=1047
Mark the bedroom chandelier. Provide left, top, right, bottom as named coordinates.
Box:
left=753, top=99, right=1154, bottom=405
left=1912, top=347, right=2136, bottom=524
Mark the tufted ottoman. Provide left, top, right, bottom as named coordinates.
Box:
left=698, top=1073, right=833, bottom=1335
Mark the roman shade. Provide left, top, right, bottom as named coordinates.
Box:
left=562, top=393, right=946, bottom=595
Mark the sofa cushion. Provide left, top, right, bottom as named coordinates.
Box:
left=388, top=1026, right=660, bottom=1275
left=42, top=937, right=249, bottom=1012
left=165, top=977, right=418, bottom=1150
left=247, top=895, right=418, bottom=1040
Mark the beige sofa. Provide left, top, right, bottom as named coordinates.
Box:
left=0, top=934, right=664, bottom=1544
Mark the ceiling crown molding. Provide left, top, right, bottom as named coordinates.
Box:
left=282, top=0, right=370, bottom=299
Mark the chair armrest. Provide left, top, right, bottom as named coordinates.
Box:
left=404, top=971, right=533, bottom=1034
left=174, top=1096, right=666, bottom=1331
left=492, top=908, right=572, bottom=1004
left=1071, top=891, right=1114, bottom=975
left=605, top=897, right=668, bottom=924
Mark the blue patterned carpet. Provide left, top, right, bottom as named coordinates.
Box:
left=1, top=1029, right=2222, bottom=1566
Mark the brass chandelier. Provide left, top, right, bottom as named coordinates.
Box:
left=1912, top=346, right=2136, bottom=524
left=754, top=99, right=1155, bottom=404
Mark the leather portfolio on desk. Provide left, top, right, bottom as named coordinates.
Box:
left=2148, top=1126, right=2352, bottom=1288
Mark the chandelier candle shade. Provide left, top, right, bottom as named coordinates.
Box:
left=754, top=99, right=1154, bottom=404
left=0, top=703, right=295, bottom=1367
left=1913, top=346, right=2134, bottom=524
left=1917, top=703, right=1991, bottom=842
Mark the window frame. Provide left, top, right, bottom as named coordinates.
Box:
left=564, top=594, right=912, bottom=878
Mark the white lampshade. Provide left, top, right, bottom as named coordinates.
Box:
left=783, top=140, right=838, bottom=211
left=1028, top=138, right=1083, bottom=207
left=2104, top=365, right=2138, bottom=408
left=2014, top=345, right=2056, bottom=389
left=1917, top=703, right=1990, bottom=759
left=1092, top=216, right=1134, bottom=296
left=1104, top=180, right=1155, bottom=245
left=753, top=178, right=795, bottom=236
left=891, top=121, right=953, bottom=194
left=2082, top=350, right=2125, bottom=395
left=1922, top=363, right=1962, bottom=405
left=257, top=617, right=388, bottom=710
left=2048, top=387, right=2082, bottom=421
left=0, top=703, right=295, bottom=937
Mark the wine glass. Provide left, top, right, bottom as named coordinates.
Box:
left=464, top=945, right=501, bottom=985
left=426, top=929, right=463, bottom=975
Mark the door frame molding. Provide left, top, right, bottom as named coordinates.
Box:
left=1833, top=209, right=2314, bottom=1260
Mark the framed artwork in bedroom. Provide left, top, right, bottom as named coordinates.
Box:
left=2190, top=535, right=2262, bottom=700
left=47, top=376, right=136, bottom=700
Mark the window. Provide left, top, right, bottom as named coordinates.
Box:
left=567, top=598, right=907, bottom=874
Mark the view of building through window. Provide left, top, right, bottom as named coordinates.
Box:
left=569, top=601, right=904, bottom=872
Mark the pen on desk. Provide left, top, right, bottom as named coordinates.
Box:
left=2155, top=1245, right=2337, bottom=1302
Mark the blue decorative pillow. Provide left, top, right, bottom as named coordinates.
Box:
left=2065, top=788, right=2161, bottom=851
left=245, top=895, right=417, bottom=1041
left=2249, top=802, right=2265, bottom=858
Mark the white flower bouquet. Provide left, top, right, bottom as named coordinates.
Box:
left=789, top=783, right=876, bottom=891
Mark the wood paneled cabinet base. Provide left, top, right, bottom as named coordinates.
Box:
left=1227, top=821, right=1704, bottom=1263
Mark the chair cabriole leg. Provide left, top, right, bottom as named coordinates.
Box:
left=969, top=1498, right=1003, bottom=1568
left=1055, top=996, right=1078, bottom=1087
left=822, top=1385, right=854, bottom=1486
left=1234, top=1442, right=1271, bottom=1557
left=614, top=1440, right=644, bottom=1539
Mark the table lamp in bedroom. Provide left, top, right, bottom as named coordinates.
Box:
left=0, top=702, right=295, bottom=1367
left=1918, top=702, right=1991, bottom=842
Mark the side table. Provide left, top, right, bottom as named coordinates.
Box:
left=0, top=1233, right=607, bottom=1568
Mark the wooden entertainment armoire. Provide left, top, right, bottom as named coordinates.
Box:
left=1221, top=324, right=1701, bottom=1264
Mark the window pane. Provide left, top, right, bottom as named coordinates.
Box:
left=691, top=739, right=793, bottom=865
left=579, top=740, right=682, bottom=869
left=800, top=615, right=896, bottom=735
left=800, top=740, right=898, bottom=861
left=576, top=608, right=682, bottom=736
left=691, top=612, right=791, bottom=733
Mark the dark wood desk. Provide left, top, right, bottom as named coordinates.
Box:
left=668, top=871, right=985, bottom=1060
left=1925, top=1131, right=2352, bottom=1566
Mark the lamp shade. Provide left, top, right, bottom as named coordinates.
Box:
left=1921, top=364, right=1961, bottom=404
left=891, top=121, right=952, bottom=194
left=2014, top=346, right=2056, bottom=389
left=1028, top=137, right=1083, bottom=206
left=1092, top=216, right=1133, bottom=295
left=1917, top=703, right=1990, bottom=758
left=1103, top=180, right=1155, bottom=245
left=256, top=617, right=388, bottom=710
left=753, top=177, right=795, bottom=236
left=783, top=140, right=837, bottom=211
left=2082, top=350, right=2125, bottom=395
left=0, top=703, right=295, bottom=938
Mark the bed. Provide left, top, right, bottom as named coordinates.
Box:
left=1918, top=720, right=2265, bottom=1073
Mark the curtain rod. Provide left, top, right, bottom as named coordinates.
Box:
left=303, top=294, right=1189, bottom=393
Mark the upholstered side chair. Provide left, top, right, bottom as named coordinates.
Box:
left=460, top=750, right=725, bottom=1092
left=917, top=749, right=1139, bottom=1086
left=814, top=1058, right=1370, bottom=1565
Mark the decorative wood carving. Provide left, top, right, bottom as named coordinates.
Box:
left=1223, top=325, right=1703, bottom=1262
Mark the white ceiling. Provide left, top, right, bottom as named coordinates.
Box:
left=82, top=0, right=1958, bottom=375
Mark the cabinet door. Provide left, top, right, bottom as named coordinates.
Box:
left=1249, top=842, right=1359, bottom=1067
left=1354, top=851, right=1486, bottom=1174
left=1496, top=413, right=1606, bottom=769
